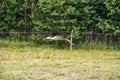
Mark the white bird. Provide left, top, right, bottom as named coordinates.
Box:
left=42, top=36, right=74, bottom=45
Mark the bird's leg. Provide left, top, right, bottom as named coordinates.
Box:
left=62, top=38, right=74, bottom=45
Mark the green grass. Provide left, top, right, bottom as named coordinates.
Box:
left=0, top=40, right=120, bottom=80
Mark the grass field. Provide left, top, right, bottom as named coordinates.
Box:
left=0, top=41, right=120, bottom=80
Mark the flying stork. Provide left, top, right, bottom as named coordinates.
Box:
left=42, top=36, right=74, bottom=45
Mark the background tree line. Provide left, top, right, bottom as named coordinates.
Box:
left=0, top=0, right=120, bottom=46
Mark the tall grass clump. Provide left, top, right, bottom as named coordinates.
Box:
left=75, top=41, right=120, bottom=50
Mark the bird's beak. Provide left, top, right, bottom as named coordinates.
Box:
left=42, top=38, right=46, bottom=41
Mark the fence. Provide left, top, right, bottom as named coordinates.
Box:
left=77, top=32, right=120, bottom=49
left=0, top=31, right=120, bottom=49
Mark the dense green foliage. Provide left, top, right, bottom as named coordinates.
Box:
left=0, top=0, right=120, bottom=45
left=0, top=0, right=120, bottom=32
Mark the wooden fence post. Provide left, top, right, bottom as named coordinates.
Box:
left=70, top=30, right=73, bottom=51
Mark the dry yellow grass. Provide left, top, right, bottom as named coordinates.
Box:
left=0, top=45, right=120, bottom=80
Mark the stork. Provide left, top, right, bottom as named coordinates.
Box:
left=42, top=36, right=74, bottom=45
